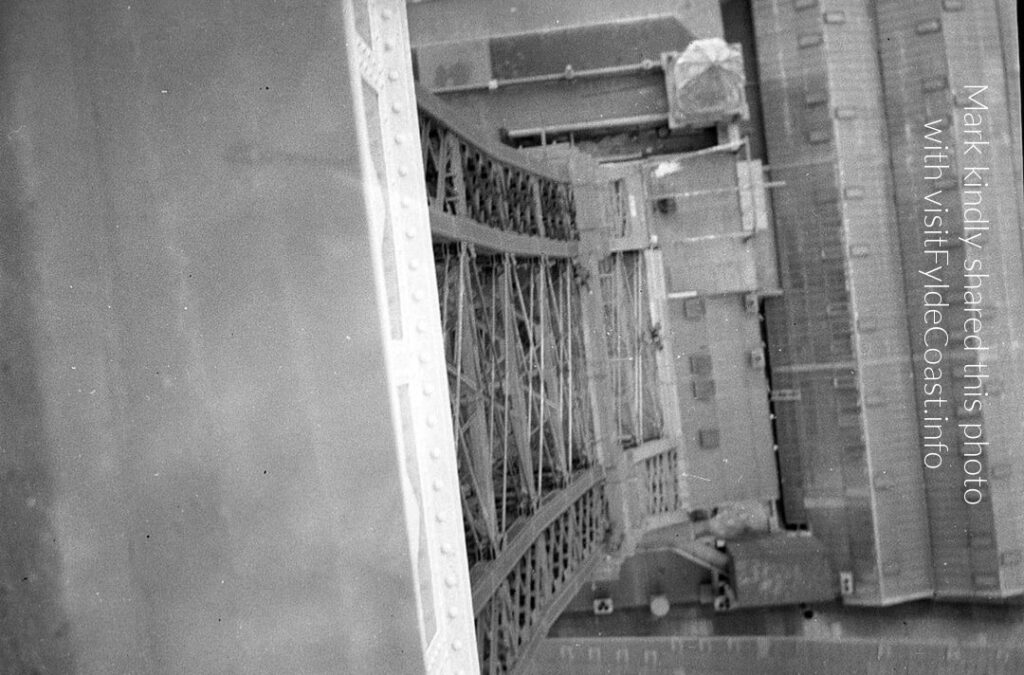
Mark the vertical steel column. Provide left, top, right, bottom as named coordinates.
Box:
left=364, top=1, right=478, bottom=670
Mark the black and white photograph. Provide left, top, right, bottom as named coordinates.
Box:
left=0, top=0, right=1021, bottom=672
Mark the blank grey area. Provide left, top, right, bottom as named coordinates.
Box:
left=0, top=1, right=422, bottom=673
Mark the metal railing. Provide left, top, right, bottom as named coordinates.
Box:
left=418, top=86, right=578, bottom=241
left=597, top=252, right=664, bottom=447
left=473, top=477, right=607, bottom=674
left=436, top=243, right=596, bottom=567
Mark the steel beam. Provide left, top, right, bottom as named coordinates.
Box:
left=505, top=551, right=604, bottom=675
left=469, top=467, right=603, bottom=613
left=417, top=86, right=573, bottom=184
left=430, top=208, right=579, bottom=258
left=471, top=476, right=607, bottom=674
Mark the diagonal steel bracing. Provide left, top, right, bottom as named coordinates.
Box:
left=597, top=252, right=664, bottom=448
left=420, top=95, right=604, bottom=672
left=419, top=88, right=577, bottom=241
left=436, top=244, right=596, bottom=567
left=417, top=83, right=691, bottom=674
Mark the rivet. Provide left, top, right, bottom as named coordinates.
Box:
left=408, top=258, right=420, bottom=270
left=405, top=227, right=416, bottom=239
left=384, top=39, right=396, bottom=52
left=451, top=639, right=462, bottom=651
left=416, top=321, right=428, bottom=334
left=422, top=383, right=434, bottom=396
left=391, top=101, right=402, bottom=113
left=444, top=575, right=457, bottom=587
left=419, top=352, right=430, bottom=364
left=381, top=8, right=393, bottom=20
left=448, top=606, right=459, bottom=619
left=388, top=70, right=400, bottom=82
left=412, top=289, right=425, bottom=302
left=433, top=479, right=444, bottom=492
left=401, top=197, right=411, bottom=208
left=435, top=511, right=445, bottom=523
left=426, top=415, right=438, bottom=428
left=430, top=447, right=442, bottom=459
left=398, top=165, right=408, bottom=176
left=441, top=543, right=452, bottom=555
left=394, top=133, right=404, bottom=145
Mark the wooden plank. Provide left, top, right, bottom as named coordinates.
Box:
left=454, top=250, right=500, bottom=548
